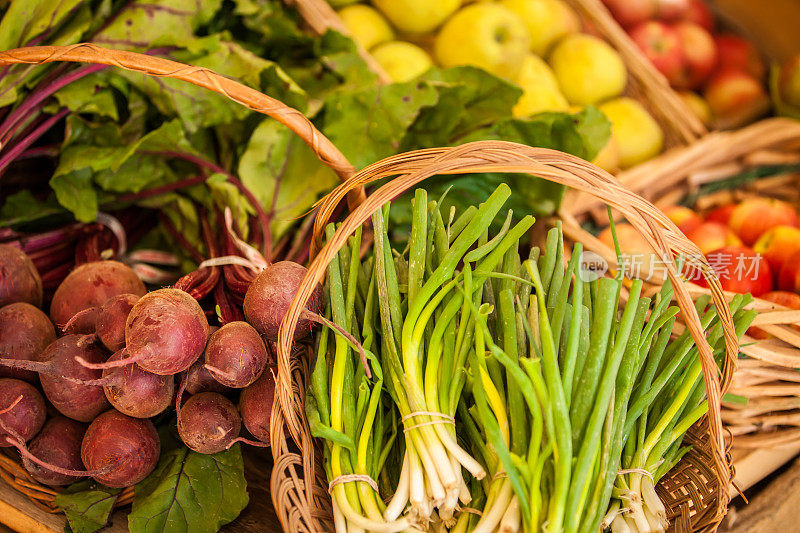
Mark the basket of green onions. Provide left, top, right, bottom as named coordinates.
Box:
left=271, top=141, right=751, bottom=533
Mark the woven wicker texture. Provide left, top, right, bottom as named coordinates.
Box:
left=274, top=141, right=740, bottom=532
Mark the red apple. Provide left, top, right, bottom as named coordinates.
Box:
left=656, top=0, right=689, bottom=21
left=715, top=33, right=765, bottom=80
left=663, top=205, right=703, bottom=235
left=702, top=245, right=772, bottom=296
left=687, top=221, right=742, bottom=255
left=629, top=21, right=685, bottom=84
left=603, top=0, right=658, bottom=28
left=673, top=22, right=717, bottom=89
left=748, top=290, right=800, bottom=339
left=761, top=291, right=800, bottom=310
left=778, top=249, right=800, bottom=292
left=728, top=198, right=799, bottom=245
left=753, top=225, right=800, bottom=277
left=682, top=0, right=714, bottom=32
left=704, top=69, right=769, bottom=123
left=705, top=204, right=736, bottom=225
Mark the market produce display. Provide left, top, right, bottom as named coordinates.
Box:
left=0, top=245, right=312, bottom=530
left=307, top=185, right=754, bottom=532
left=605, top=0, right=771, bottom=128
left=0, top=0, right=798, bottom=531
left=335, top=0, right=664, bottom=172
left=601, top=196, right=800, bottom=298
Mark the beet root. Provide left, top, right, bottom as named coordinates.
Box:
left=0, top=379, right=46, bottom=446
left=62, top=306, right=100, bottom=335
left=0, top=245, right=42, bottom=308
left=38, top=336, right=111, bottom=422
left=96, top=293, right=140, bottom=352
left=124, top=288, right=209, bottom=375
left=239, top=366, right=276, bottom=444
left=243, top=261, right=323, bottom=342
left=0, top=302, right=56, bottom=382
left=50, top=261, right=145, bottom=328
left=178, top=392, right=241, bottom=454
left=204, top=321, right=267, bottom=388
left=102, top=349, right=174, bottom=418
left=81, top=410, right=160, bottom=488
left=22, top=416, right=87, bottom=486
left=182, top=359, right=231, bottom=395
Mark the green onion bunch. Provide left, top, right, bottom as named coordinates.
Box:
left=306, top=184, right=755, bottom=533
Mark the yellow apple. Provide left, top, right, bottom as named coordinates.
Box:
left=592, top=137, right=621, bottom=173
left=434, top=3, right=531, bottom=80
left=338, top=5, right=394, bottom=51
left=513, top=54, right=569, bottom=117
left=548, top=34, right=627, bottom=105
left=373, top=0, right=461, bottom=34
left=599, top=97, right=664, bottom=168
left=372, top=41, right=433, bottom=82
left=678, top=90, right=712, bottom=126
left=500, top=0, right=580, bottom=55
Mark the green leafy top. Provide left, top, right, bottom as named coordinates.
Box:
left=128, top=444, right=249, bottom=533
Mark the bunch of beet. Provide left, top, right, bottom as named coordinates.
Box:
left=0, top=248, right=320, bottom=490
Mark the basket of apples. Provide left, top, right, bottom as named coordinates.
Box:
left=604, top=0, right=774, bottom=130
left=289, top=0, right=707, bottom=174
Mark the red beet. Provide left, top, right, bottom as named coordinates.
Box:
left=243, top=261, right=323, bottom=341
left=63, top=306, right=100, bottom=335
left=239, top=367, right=276, bottom=444
left=81, top=410, right=160, bottom=488
left=22, top=416, right=87, bottom=486
left=50, top=261, right=145, bottom=328
left=204, top=321, right=268, bottom=388
left=178, top=392, right=241, bottom=454
left=182, top=358, right=231, bottom=395
left=0, top=379, right=46, bottom=446
left=123, top=289, right=209, bottom=375
left=0, top=302, right=56, bottom=382
left=37, top=336, right=110, bottom=422
left=0, top=245, right=42, bottom=308
left=99, top=349, right=174, bottom=418
left=96, top=293, right=140, bottom=352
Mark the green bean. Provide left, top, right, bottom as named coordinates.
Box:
left=449, top=205, right=479, bottom=243
left=524, top=259, right=571, bottom=532
left=538, top=227, right=560, bottom=295
left=571, top=277, right=619, bottom=444
left=564, top=280, right=643, bottom=531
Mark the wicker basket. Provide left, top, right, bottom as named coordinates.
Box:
left=562, top=118, right=800, bottom=451
left=287, top=0, right=706, bottom=161
left=0, top=42, right=360, bottom=521
left=0, top=43, right=738, bottom=533
left=273, top=141, right=741, bottom=532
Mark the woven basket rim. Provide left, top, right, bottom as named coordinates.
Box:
left=0, top=41, right=361, bottom=519
left=274, top=141, right=741, bottom=532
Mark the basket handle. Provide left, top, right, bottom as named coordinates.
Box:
left=0, top=43, right=366, bottom=207
left=277, top=140, right=738, bottom=526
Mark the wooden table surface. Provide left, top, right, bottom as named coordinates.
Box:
left=723, top=452, right=800, bottom=532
